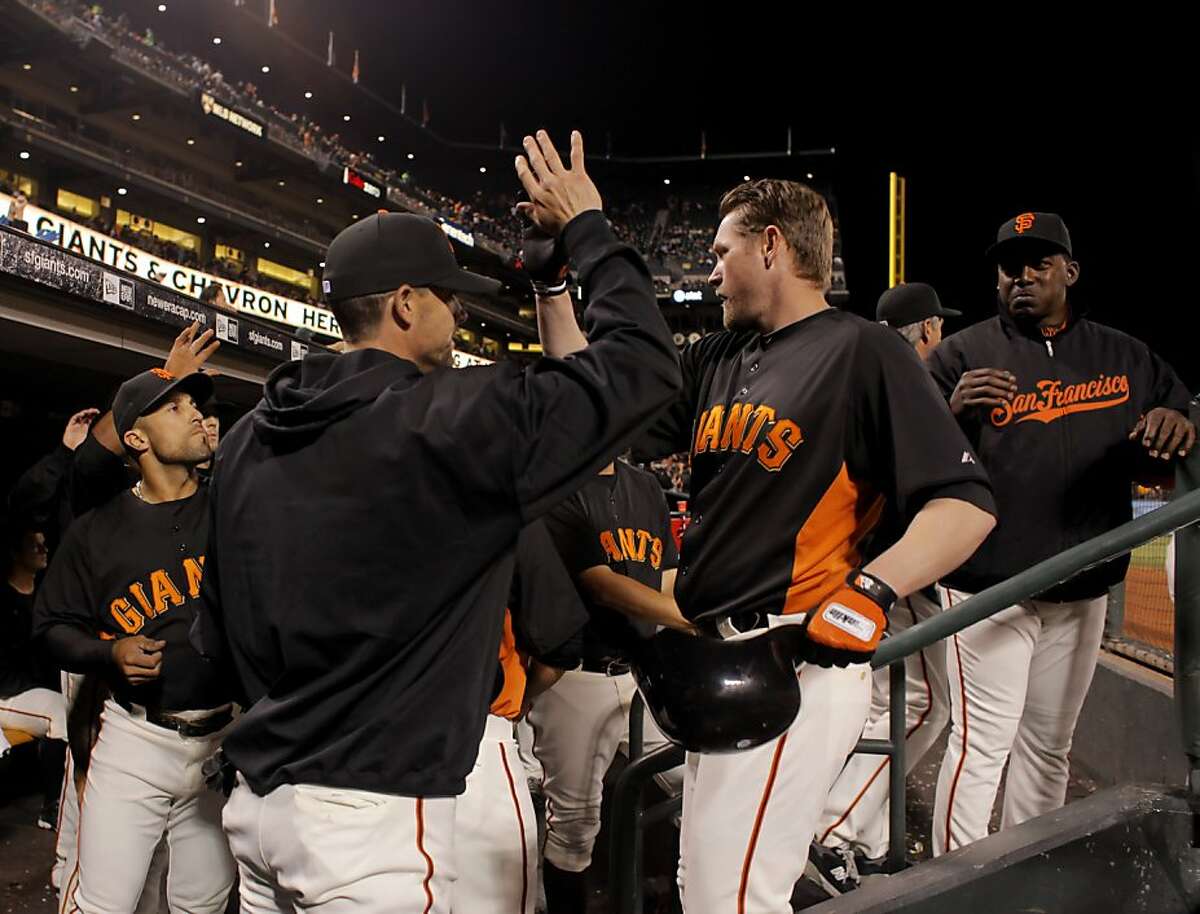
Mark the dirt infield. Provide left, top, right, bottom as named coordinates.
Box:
left=1123, top=561, right=1173, bottom=653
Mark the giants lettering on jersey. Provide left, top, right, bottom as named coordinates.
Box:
left=109, top=555, right=205, bottom=634
left=599, top=528, right=665, bottom=571
left=693, top=402, right=804, bottom=472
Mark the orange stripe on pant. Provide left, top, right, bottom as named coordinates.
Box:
left=498, top=742, right=530, bottom=913
left=416, top=798, right=436, bottom=914
left=63, top=766, right=89, bottom=914
left=943, top=587, right=970, bottom=853
left=818, top=599, right=935, bottom=846
left=0, top=706, right=53, bottom=724
left=737, top=733, right=789, bottom=914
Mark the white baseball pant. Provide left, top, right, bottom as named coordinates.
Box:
left=62, top=699, right=234, bottom=914
left=0, top=686, right=67, bottom=740
left=677, top=651, right=871, bottom=914
left=131, top=838, right=171, bottom=914
left=526, top=668, right=682, bottom=873
left=224, top=774, right=456, bottom=914
left=54, top=672, right=81, bottom=904
left=515, top=717, right=544, bottom=786
left=933, top=586, right=1107, bottom=855
left=53, top=671, right=169, bottom=914
left=817, top=591, right=949, bottom=859
left=53, top=671, right=86, bottom=901
left=452, top=714, right=537, bottom=914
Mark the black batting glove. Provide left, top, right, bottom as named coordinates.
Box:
left=520, top=223, right=571, bottom=296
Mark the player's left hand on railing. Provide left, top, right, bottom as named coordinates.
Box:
left=1130, top=408, right=1197, bottom=461
left=802, top=571, right=895, bottom=668
left=164, top=321, right=221, bottom=379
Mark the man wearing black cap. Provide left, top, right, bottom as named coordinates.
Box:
left=927, top=212, right=1195, bottom=855
left=195, top=130, right=682, bottom=913
left=876, top=281, right=961, bottom=362
left=808, top=281, right=962, bottom=894
left=33, top=365, right=235, bottom=914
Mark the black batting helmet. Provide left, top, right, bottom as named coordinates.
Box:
left=631, top=625, right=807, bottom=754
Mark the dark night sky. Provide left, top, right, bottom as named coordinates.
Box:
left=112, top=1, right=1198, bottom=385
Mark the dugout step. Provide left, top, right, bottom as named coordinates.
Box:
left=802, top=783, right=1200, bottom=913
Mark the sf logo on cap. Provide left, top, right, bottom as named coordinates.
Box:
left=1014, top=213, right=1036, bottom=234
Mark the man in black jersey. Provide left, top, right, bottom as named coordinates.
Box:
left=196, top=131, right=682, bottom=913
left=597, top=179, right=999, bottom=913
left=530, top=458, right=692, bottom=912
left=33, top=365, right=234, bottom=914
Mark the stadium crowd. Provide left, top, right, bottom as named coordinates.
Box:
left=20, top=0, right=724, bottom=274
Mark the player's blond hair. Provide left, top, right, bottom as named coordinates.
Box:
left=719, top=179, right=833, bottom=288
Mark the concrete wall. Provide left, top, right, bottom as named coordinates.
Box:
left=1070, top=649, right=1184, bottom=788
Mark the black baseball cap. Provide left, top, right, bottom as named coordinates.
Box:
left=320, top=212, right=502, bottom=303
left=986, top=212, right=1073, bottom=260
left=113, top=368, right=214, bottom=440
left=876, top=282, right=961, bottom=327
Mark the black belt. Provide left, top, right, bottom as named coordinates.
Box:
left=580, top=658, right=632, bottom=676
left=147, top=708, right=232, bottom=738
left=117, top=699, right=232, bottom=738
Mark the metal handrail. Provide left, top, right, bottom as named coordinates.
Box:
left=873, top=486, right=1200, bottom=669
left=611, top=479, right=1200, bottom=914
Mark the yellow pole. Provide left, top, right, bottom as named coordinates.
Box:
left=888, top=172, right=906, bottom=288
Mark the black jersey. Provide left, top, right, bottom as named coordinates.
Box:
left=544, top=461, right=679, bottom=662
left=928, top=310, right=1192, bottom=600
left=638, top=308, right=995, bottom=622
left=192, top=211, right=683, bottom=799
left=32, top=489, right=228, bottom=712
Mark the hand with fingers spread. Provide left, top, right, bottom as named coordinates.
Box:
left=62, top=408, right=101, bottom=451
left=514, top=129, right=602, bottom=237
left=164, top=321, right=221, bottom=379
left=949, top=368, right=1018, bottom=416
left=1130, top=407, right=1197, bottom=461
left=111, top=635, right=166, bottom=685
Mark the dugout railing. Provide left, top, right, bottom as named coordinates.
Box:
left=609, top=403, right=1200, bottom=914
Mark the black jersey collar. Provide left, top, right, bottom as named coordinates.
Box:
left=756, top=306, right=839, bottom=351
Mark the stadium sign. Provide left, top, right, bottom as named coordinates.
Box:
left=2, top=191, right=338, bottom=337
left=1, top=192, right=496, bottom=366
left=199, top=92, right=265, bottom=139
left=672, top=289, right=704, bottom=303
left=0, top=226, right=298, bottom=361
left=342, top=167, right=382, bottom=199
left=439, top=219, right=475, bottom=248
left=452, top=351, right=491, bottom=368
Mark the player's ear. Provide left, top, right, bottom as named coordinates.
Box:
left=762, top=225, right=783, bottom=269
left=123, top=426, right=149, bottom=457
left=389, top=286, right=414, bottom=331
left=1063, top=258, right=1080, bottom=288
